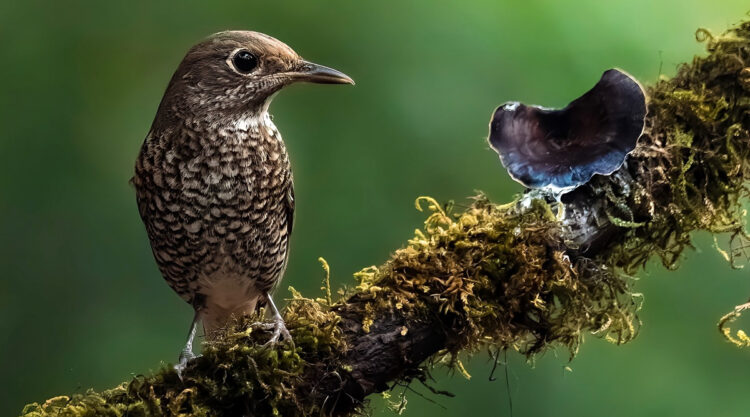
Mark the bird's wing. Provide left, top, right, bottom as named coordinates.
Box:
left=286, top=182, right=295, bottom=239
left=264, top=182, right=294, bottom=303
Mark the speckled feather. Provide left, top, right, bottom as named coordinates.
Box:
left=134, top=114, right=293, bottom=303
left=133, top=32, right=301, bottom=334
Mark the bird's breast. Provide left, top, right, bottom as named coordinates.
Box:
left=135, top=112, right=293, bottom=300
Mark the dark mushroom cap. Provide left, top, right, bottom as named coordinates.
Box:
left=488, top=69, right=647, bottom=194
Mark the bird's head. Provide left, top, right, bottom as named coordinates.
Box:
left=156, top=30, right=354, bottom=125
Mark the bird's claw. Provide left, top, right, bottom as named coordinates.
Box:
left=252, top=317, right=293, bottom=348
left=175, top=349, right=201, bottom=381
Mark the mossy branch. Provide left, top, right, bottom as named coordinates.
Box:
left=21, top=18, right=750, bottom=417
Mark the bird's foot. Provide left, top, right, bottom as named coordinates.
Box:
left=175, top=348, right=202, bottom=381
left=266, top=316, right=293, bottom=346
left=252, top=316, right=293, bottom=348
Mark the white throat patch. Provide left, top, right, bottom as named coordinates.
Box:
left=234, top=115, right=261, bottom=131
left=233, top=112, right=276, bottom=132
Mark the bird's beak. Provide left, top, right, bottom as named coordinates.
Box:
left=287, top=61, right=355, bottom=85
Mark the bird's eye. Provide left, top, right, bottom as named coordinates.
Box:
left=231, top=50, right=258, bottom=74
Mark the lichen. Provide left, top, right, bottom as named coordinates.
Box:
left=19, top=18, right=750, bottom=417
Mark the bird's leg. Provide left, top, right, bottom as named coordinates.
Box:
left=175, top=309, right=201, bottom=379
left=258, top=293, right=293, bottom=347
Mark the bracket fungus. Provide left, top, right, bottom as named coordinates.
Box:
left=488, top=69, right=647, bottom=194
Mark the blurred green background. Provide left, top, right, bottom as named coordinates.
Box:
left=1, top=1, right=749, bottom=416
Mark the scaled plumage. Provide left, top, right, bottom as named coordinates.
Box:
left=133, top=31, right=353, bottom=372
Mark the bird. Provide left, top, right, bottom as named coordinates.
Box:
left=132, top=30, right=354, bottom=374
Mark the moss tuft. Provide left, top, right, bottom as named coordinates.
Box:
left=588, top=22, right=750, bottom=274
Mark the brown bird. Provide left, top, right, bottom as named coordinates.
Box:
left=133, top=31, right=353, bottom=373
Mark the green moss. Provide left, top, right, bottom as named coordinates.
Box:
left=600, top=22, right=750, bottom=272
left=19, top=18, right=750, bottom=417
left=20, top=294, right=346, bottom=417
left=349, top=195, right=636, bottom=361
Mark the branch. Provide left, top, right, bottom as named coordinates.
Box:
left=21, top=19, right=750, bottom=417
